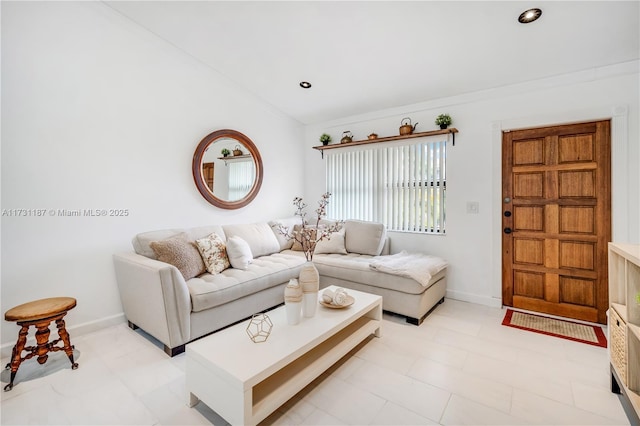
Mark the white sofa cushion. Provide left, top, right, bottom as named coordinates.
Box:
left=311, top=252, right=446, bottom=295
left=132, top=225, right=225, bottom=259
left=133, top=229, right=182, bottom=259
left=268, top=216, right=300, bottom=250
left=187, top=252, right=307, bottom=312
left=343, top=220, right=387, bottom=256
left=223, top=222, right=280, bottom=258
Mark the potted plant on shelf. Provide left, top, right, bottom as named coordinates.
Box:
left=221, top=148, right=230, bottom=157
left=435, top=114, right=452, bottom=129
left=319, top=133, right=332, bottom=146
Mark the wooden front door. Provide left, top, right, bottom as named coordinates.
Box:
left=202, top=162, right=214, bottom=192
left=502, top=120, right=611, bottom=324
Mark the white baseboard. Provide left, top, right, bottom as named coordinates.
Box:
left=1, top=313, right=126, bottom=360
left=446, top=289, right=503, bottom=308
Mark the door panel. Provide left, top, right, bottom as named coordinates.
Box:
left=559, top=277, right=595, bottom=306
left=514, top=206, right=544, bottom=231
left=513, top=173, right=545, bottom=198
left=559, top=206, right=594, bottom=233
left=514, top=271, right=545, bottom=298
left=514, top=238, right=544, bottom=264
left=559, top=241, right=595, bottom=270
left=514, top=138, right=545, bottom=165
left=559, top=170, right=596, bottom=197
left=558, top=134, right=594, bottom=163
left=502, top=120, right=611, bottom=324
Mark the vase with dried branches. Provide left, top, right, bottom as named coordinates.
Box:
left=278, top=192, right=342, bottom=317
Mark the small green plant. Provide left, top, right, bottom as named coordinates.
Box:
left=636, top=292, right=640, bottom=305
left=319, top=133, right=332, bottom=145
left=435, top=114, right=452, bottom=127
left=221, top=148, right=231, bottom=156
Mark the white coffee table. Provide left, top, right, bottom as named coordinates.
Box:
left=186, top=286, right=382, bottom=425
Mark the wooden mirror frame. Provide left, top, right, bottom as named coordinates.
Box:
left=192, top=129, right=263, bottom=209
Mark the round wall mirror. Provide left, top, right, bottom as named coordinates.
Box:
left=192, top=129, right=263, bottom=209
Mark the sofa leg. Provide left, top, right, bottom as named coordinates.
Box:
left=406, top=317, right=421, bottom=326
left=127, top=321, right=139, bottom=330
left=164, top=344, right=185, bottom=357
left=406, top=298, right=445, bottom=326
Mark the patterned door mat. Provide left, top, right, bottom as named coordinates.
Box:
left=502, top=309, right=607, bottom=348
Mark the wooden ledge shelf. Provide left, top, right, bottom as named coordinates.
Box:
left=218, top=154, right=251, bottom=160
left=313, top=128, right=458, bottom=157
left=217, top=154, right=252, bottom=165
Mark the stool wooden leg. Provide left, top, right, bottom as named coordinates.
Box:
left=56, top=318, right=78, bottom=369
left=4, top=325, right=29, bottom=391
left=5, top=344, right=17, bottom=370
left=34, top=320, right=51, bottom=365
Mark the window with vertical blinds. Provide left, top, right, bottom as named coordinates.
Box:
left=326, top=139, right=446, bottom=233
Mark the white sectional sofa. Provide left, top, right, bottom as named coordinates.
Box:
left=113, top=219, right=447, bottom=356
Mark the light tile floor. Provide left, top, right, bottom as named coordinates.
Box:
left=0, top=299, right=631, bottom=425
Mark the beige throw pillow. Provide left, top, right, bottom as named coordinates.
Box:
left=291, top=224, right=320, bottom=252
left=314, top=228, right=347, bottom=255
left=195, top=233, right=230, bottom=274
left=344, top=220, right=387, bottom=255
left=150, top=233, right=205, bottom=280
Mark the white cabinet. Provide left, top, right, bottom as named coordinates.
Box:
left=608, top=242, right=640, bottom=423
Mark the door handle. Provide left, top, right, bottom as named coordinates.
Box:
left=504, top=228, right=512, bottom=234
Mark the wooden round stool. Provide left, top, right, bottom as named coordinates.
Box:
left=4, top=297, right=79, bottom=391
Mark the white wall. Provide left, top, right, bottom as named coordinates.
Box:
left=305, top=62, right=639, bottom=307
left=1, top=1, right=304, bottom=346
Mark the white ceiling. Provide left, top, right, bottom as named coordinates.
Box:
left=105, top=1, right=639, bottom=124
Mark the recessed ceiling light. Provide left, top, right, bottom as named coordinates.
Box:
left=299, top=81, right=312, bottom=89
left=518, top=8, right=542, bottom=24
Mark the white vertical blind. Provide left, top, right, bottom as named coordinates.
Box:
left=326, top=139, right=446, bottom=233
left=228, top=161, right=255, bottom=201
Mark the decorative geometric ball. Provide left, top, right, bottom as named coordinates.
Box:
left=246, top=313, right=273, bottom=343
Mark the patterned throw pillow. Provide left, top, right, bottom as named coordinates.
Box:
left=195, top=233, right=230, bottom=274
left=149, top=233, right=206, bottom=280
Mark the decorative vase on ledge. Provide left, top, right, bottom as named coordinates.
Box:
left=299, top=262, right=319, bottom=317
